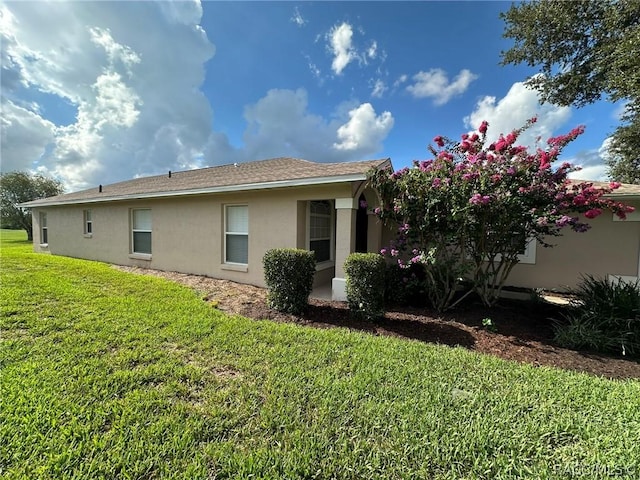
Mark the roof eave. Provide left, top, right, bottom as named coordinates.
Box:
left=20, top=172, right=372, bottom=207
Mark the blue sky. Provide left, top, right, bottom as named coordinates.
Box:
left=1, top=1, right=624, bottom=192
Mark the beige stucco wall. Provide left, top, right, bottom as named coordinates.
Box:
left=32, top=183, right=359, bottom=288
left=506, top=200, right=640, bottom=291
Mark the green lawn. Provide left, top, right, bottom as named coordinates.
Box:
left=1, top=229, right=639, bottom=479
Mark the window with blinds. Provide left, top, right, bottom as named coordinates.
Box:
left=309, top=200, right=332, bottom=263
left=225, top=205, right=248, bottom=264
left=131, top=209, right=152, bottom=254
left=40, top=212, right=48, bottom=244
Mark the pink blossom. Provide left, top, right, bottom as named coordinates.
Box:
left=609, top=181, right=621, bottom=189
left=555, top=215, right=574, bottom=228
left=584, top=208, right=602, bottom=219
left=432, top=177, right=442, bottom=188
left=469, top=193, right=491, bottom=205
left=419, top=160, right=433, bottom=172
left=493, top=139, right=507, bottom=153
left=573, top=194, right=587, bottom=206
left=390, top=248, right=399, bottom=257
left=433, top=135, right=445, bottom=147
left=479, top=121, right=488, bottom=134
left=380, top=248, right=387, bottom=255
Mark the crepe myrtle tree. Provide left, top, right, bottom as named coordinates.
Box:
left=369, top=119, right=635, bottom=309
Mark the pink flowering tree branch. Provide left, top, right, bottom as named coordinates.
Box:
left=369, top=119, right=635, bottom=309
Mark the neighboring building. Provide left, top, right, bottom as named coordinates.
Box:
left=22, top=159, right=640, bottom=299
left=21, top=157, right=391, bottom=301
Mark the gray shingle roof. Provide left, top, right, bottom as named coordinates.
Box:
left=573, top=180, right=640, bottom=197
left=22, top=157, right=392, bottom=207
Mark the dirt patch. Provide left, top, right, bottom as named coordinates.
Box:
left=114, top=266, right=640, bottom=380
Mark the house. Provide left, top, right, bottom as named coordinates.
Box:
left=506, top=181, right=640, bottom=290
left=21, top=157, right=392, bottom=301
left=22, top=158, right=640, bottom=300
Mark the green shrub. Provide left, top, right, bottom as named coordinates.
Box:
left=553, top=275, right=640, bottom=356
left=263, top=248, right=316, bottom=314
left=345, top=253, right=386, bottom=320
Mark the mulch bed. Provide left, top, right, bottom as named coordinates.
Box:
left=115, top=266, right=640, bottom=380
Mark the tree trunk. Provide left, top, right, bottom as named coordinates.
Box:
left=26, top=227, right=33, bottom=242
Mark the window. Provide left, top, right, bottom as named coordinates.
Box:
left=83, top=209, right=93, bottom=235
left=517, top=237, right=536, bottom=264
left=40, top=212, right=48, bottom=245
left=489, top=233, right=536, bottom=265
left=225, top=205, right=248, bottom=264
left=309, top=200, right=333, bottom=263
left=131, top=209, right=152, bottom=255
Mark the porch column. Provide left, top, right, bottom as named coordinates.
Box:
left=367, top=211, right=382, bottom=254
left=332, top=197, right=356, bottom=301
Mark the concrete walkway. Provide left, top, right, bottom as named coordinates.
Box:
left=310, top=283, right=333, bottom=301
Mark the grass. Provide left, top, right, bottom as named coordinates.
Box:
left=1, top=228, right=639, bottom=479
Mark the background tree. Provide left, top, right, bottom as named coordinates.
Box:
left=500, top=0, right=640, bottom=184
left=0, top=172, right=64, bottom=241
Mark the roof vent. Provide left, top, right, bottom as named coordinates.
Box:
left=168, top=170, right=172, bottom=178
left=99, top=185, right=102, bottom=193
left=234, top=162, right=238, bottom=167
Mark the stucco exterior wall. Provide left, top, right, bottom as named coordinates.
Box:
left=32, top=183, right=354, bottom=288
left=506, top=200, right=640, bottom=291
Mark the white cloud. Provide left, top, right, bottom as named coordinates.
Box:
left=407, top=68, right=478, bottom=105
left=290, top=6, right=307, bottom=27
left=1, top=2, right=393, bottom=193
left=393, top=74, right=408, bottom=89
left=328, top=22, right=357, bottom=75
left=203, top=89, right=393, bottom=164
left=0, top=100, right=56, bottom=172
left=334, top=103, right=394, bottom=153
left=0, top=1, right=215, bottom=191
left=463, top=81, right=572, bottom=148
left=367, top=41, right=377, bottom=59
left=371, top=79, right=386, bottom=98
left=89, top=27, right=140, bottom=73
left=567, top=139, right=611, bottom=181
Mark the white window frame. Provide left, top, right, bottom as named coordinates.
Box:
left=307, top=200, right=334, bottom=267
left=83, top=209, right=93, bottom=236
left=131, top=208, right=152, bottom=257
left=518, top=237, right=536, bottom=264
left=39, top=212, right=48, bottom=246
left=224, top=204, right=248, bottom=267
left=489, top=235, right=536, bottom=265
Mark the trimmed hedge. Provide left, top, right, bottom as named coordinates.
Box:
left=344, top=252, right=386, bottom=320
left=263, top=248, right=316, bottom=314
